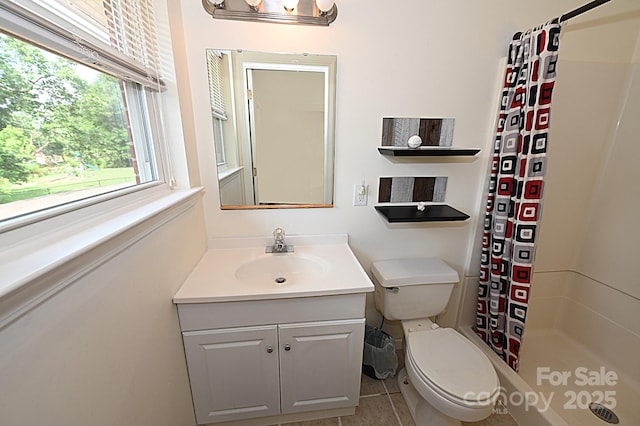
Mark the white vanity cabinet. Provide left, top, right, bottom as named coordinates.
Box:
left=173, top=235, right=375, bottom=425
left=278, top=319, right=364, bottom=413
left=183, top=318, right=364, bottom=425
left=183, top=325, right=281, bottom=423
left=176, top=293, right=369, bottom=425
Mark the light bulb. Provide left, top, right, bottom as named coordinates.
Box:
left=245, top=0, right=262, bottom=8
left=315, top=0, right=334, bottom=12
left=282, top=0, right=299, bottom=11
left=211, top=0, right=225, bottom=6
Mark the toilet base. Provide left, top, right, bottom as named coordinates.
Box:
left=398, top=368, right=461, bottom=426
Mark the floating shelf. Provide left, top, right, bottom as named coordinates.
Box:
left=377, top=147, right=480, bottom=157
left=375, top=204, right=470, bottom=223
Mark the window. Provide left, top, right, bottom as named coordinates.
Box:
left=0, top=0, right=168, bottom=223
left=207, top=50, right=228, bottom=167
left=211, top=118, right=226, bottom=167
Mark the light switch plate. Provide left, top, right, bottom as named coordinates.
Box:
left=353, top=184, right=368, bottom=206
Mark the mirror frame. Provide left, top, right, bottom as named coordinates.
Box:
left=208, top=50, right=337, bottom=209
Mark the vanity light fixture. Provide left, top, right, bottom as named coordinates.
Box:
left=315, top=0, right=335, bottom=14
left=281, top=0, right=299, bottom=11
left=245, top=0, right=262, bottom=11
left=202, top=0, right=337, bottom=26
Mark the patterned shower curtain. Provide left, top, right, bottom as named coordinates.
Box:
left=475, top=21, right=562, bottom=371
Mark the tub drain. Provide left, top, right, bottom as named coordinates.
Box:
left=589, top=403, right=619, bottom=424
left=275, top=277, right=286, bottom=284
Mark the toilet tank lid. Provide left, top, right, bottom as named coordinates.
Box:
left=371, top=258, right=459, bottom=287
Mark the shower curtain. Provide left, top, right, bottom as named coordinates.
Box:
left=475, top=21, right=562, bottom=371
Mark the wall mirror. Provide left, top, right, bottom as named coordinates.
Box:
left=206, top=49, right=336, bottom=209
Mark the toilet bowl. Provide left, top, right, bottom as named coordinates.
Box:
left=400, top=319, right=500, bottom=424
left=371, top=258, right=500, bottom=425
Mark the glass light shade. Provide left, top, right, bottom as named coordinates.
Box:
left=315, top=0, right=334, bottom=12
left=245, top=0, right=262, bottom=6
left=282, top=0, right=299, bottom=11
left=211, top=0, right=224, bottom=4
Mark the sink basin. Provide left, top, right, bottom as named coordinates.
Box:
left=235, top=254, right=330, bottom=285
left=173, top=234, right=374, bottom=303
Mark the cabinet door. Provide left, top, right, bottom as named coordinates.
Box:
left=279, top=318, right=365, bottom=413
left=183, top=325, right=280, bottom=424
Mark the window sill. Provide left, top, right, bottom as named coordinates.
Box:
left=0, top=186, right=204, bottom=329
left=218, top=166, right=243, bottom=181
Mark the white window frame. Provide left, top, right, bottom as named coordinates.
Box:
left=0, top=0, right=174, bottom=231
left=206, top=50, right=229, bottom=169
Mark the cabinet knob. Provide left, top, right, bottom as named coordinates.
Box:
left=266, top=346, right=273, bottom=353
left=284, top=344, right=291, bottom=351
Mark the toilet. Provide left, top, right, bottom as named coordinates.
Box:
left=371, top=258, right=500, bottom=426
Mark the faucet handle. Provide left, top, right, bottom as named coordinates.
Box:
left=273, top=227, right=285, bottom=241
left=266, top=228, right=293, bottom=253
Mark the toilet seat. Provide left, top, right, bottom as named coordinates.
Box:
left=405, top=328, right=499, bottom=408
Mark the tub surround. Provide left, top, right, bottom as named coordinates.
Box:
left=528, top=270, right=640, bottom=383
left=460, top=325, right=569, bottom=426
left=520, top=329, right=639, bottom=425
left=520, top=270, right=640, bottom=424
left=488, top=49, right=640, bottom=426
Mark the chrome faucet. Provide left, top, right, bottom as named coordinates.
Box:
left=266, top=227, right=294, bottom=253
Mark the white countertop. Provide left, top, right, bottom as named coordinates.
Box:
left=173, top=234, right=374, bottom=303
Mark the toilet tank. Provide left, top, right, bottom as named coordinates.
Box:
left=371, top=258, right=459, bottom=321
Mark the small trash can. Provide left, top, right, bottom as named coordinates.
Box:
left=362, top=324, right=398, bottom=380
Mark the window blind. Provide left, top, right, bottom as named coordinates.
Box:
left=207, top=50, right=228, bottom=120
left=0, top=0, right=164, bottom=89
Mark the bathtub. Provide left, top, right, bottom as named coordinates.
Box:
left=460, top=324, right=640, bottom=425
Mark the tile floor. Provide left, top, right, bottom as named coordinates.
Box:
left=285, top=360, right=519, bottom=426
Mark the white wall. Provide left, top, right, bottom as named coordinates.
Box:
left=0, top=201, right=207, bottom=426
left=175, top=0, right=622, bottom=331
